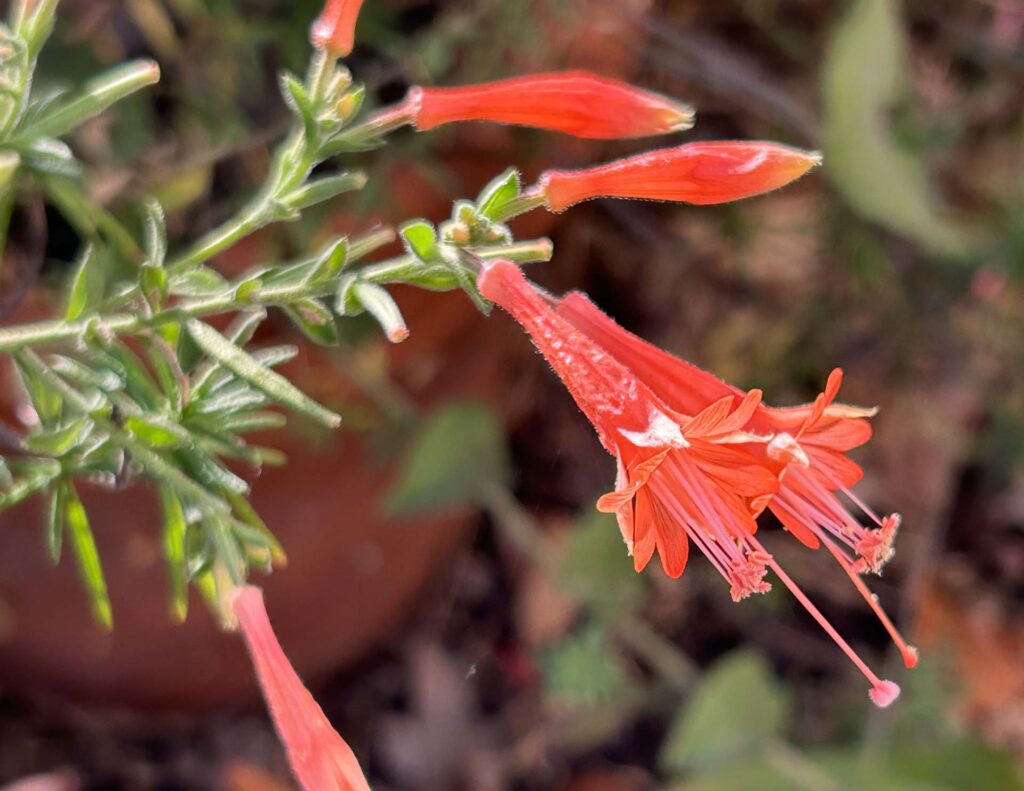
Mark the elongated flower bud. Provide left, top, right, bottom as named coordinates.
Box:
left=407, top=71, right=694, bottom=139
left=232, top=586, right=372, bottom=791
left=312, top=0, right=366, bottom=56
left=538, top=141, right=822, bottom=211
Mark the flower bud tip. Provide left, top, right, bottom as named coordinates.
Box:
left=667, top=103, right=696, bottom=132
left=869, top=680, right=900, bottom=708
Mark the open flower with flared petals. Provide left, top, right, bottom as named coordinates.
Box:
left=480, top=260, right=904, bottom=707
left=312, top=0, right=365, bottom=56
left=557, top=291, right=919, bottom=673
left=406, top=71, right=694, bottom=140
left=232, top=586, right=372, bottom=791
left=479, top=258, right=777, bottom=590
left=534, top=141, right=821, bottom=212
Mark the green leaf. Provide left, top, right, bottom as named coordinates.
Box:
left=227, top=492, right=286, bottom=567
left=476, top=168, right=521, bottom=221
left=206, top=515, right=246, bottom=586
left=24, top=59, right=161, bottom=139
left=218, top=410, right=287, bottom=434
left=190, top=309, right=267, bottom=398
left=168, top=268, right=231, bottom=298
left=142, top=198, right=167, bottom=268
left=45, top=482, right=64, bottom=563
left=543, top=624, right=629, bottom=710
left=351, top=281, right=408, bottom=343
left=400, top=220, right=440, bottom=263
left=23, top=416, right=94, bottom=456
left=283, top=298, right=340, bottom=346
left=124, top=414, right=191, bottom=449
left=282, top=171, right=367, bottom=212
left=49, top=354, right=123, bottom=393
left=661, top=759, right=799, bottom=791
left=141, top=337, right=185, bottom=413
left=63, top=481, right=113, bottom=630
left=13, top=354, right=63, bottom=426
left=280, top=71, right=316, bottom=135
left=309, top=236, right=350, bottom=282
left=660, top=650, right=790, bottom=774
left=22, top=138, right=79, bottom=177
left=187, top=319, right=341, bottom=428
left=176, top=446, right=249, bottom=496
left=823, top=0, right=977, bottom=258
left=560, top=511, right=644, bottom=617
left=93, top=344, right=161, bottom=410
left=190, top=383, right=268, bottom=417
left=65, top=244, right=101, bottom=321
left=158, top=484, right=189, bottom=623
left=387, top=401, right=510, bottom=517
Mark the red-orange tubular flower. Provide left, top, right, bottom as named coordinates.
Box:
left=558, top=292, right=919, bottom=672
left=480, top=260, right=905, bottom=708
left=312, top=0, right=366, bottom=56
left=233, top=586, right=372, bottom=791
left=406, top=71, right=695, bottom=139
left=536, top=141, right=821, bottom=212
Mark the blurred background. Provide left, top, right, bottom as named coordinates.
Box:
left=0, top=0, right=1022, bottom=789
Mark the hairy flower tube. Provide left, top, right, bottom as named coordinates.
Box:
left=406, top=71, right=695, bottom=139
left=479, top=260, right=904, bottom=707
left=533, top=141, right=822, bottom=212
left=232, top=586, right=372, bottom=791
left=557, top=292, right=919, bottom=671
left=312, top=0, right=366, bottom=56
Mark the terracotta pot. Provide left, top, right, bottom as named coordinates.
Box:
left=0, top=287, right=504, bottom=711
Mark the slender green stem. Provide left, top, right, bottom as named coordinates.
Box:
left=0, top=236, right=542, bottom=352
left=166, top=53, right=339, bottom=273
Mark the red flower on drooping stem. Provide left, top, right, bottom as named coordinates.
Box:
left=557, top=291, right=919, bottom=671
left=480, top=260, right=906, bottom=707
left=232, top=586, right=372, bottom=791
left=534, top=141, right=821, bottom=212
left=312, top=0, right=366, bottom=57
left=406, top=71, right=695, bottom=139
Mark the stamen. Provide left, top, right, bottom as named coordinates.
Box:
left=727, top=548, right=773, bottom=601
left=821, top=536, right=919, bottom=669
left=750, top=535, right=901, bottom=707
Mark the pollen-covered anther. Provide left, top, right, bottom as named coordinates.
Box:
left=869, top=680, right=901, bottom=708
left=766, top=432, right=810, bottom=467
left=853, top=513, right=901, bottom=574
left=727, top=549, right=773, bottom=602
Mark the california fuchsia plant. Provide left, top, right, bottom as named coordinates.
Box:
left=0, top=0, right=915, bottom=787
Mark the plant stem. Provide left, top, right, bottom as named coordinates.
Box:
left=166, top=53, right=339, bottom=273
left=0, top=236, right=539, bottom=352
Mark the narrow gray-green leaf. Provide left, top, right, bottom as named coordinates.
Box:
left=124, top=414, right=191, bottom=449
left=24, top=59, right=161, bottom=139
left=283, top=298, right=339, bottom=346
left=45, top=482, right=64, bottom=563
left=65, top=244, right=99, bottom=321
left=63, top=482, right=113, bottom=630
left=143, top=198, right=167, bottom=268
left=158, top=485, right=189, bottom=623
left=23, top=416, right=94, bottom=456
left=187, top=320, right=340, bottom=428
